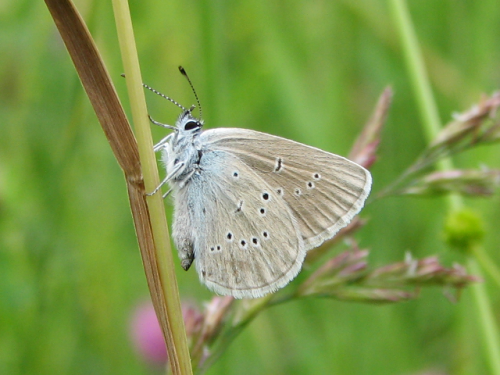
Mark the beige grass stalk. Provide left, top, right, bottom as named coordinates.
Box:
left=44, top=0, right=192, bottom=373
left=111, top=1, right=192, bottom=373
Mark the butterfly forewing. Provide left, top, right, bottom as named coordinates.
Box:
left=201, top=128, right=372, bottom=250
left=176, top=149, right=306, bottom=299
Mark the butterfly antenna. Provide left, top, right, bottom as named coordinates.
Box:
left=142, top=82, right=188, bottom=112
left=121, top=73, right=188, bottom=111
left=178, top=66, right=202, bottom=119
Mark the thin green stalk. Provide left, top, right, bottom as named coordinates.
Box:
left=388, top=1, right=500, bottom=374
left=388, top=0, right=457, bottom=178
left=472, top=246, right=500, bottom=290
left=111, top=1, right=192, bottom=374
left=468, top=256, right=500, bottom=374
left=389, top=0, right=461, bottom=212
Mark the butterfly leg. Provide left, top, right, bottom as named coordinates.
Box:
left=153, top=133, right=174, bottom=153
left=162, top=188, right=173, bottom=199
left=146, top=162, right=185, bottom=196
left=149, top=115, right=176, bottom=130
left=177, top=169, right=197, bottom=189
left=158, top=167, right=195, bottom=199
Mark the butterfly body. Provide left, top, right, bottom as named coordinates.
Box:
left=159, top=110, right=371, bottom=299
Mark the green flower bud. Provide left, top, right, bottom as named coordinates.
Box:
left=444, top=209, right=485, bottom=252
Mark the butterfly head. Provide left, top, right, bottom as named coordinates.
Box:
left=176, top=109, right=203, bottom=135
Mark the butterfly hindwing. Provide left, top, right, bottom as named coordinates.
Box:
left=173, top=149, right=306, bottom=299
left=201, top=128, right=372, bottom=250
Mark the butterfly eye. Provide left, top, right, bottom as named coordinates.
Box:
left=184, top=120, right=200, bottom=131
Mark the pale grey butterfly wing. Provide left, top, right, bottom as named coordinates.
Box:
left=173, top=148, right=306, bottom=299
left=201, top=128, right=372, bottom=250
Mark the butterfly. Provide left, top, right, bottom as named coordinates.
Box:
left=148, top=68, right=371, bottom=299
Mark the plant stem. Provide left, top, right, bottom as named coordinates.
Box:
left=472, top=246, right=500, bottom=290
left=388, top=0, right=456, bottom=179
left=389, top=1, right=500, bottom=373
left=111, top=0, right=192, bottom=374
left=468, top=256, right=500, bottom=374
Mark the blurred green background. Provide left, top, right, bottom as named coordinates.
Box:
left=1, top=0, right=500, bottom=374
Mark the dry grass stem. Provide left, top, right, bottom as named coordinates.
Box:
left=44, top=0, right=191, bottom=373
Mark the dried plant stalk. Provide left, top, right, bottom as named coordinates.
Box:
left=44, top=0, right=192, bottom=373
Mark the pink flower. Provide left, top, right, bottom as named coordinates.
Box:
left=130, top=302, right=168, bottom=366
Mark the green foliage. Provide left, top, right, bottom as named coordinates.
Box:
left=1, top=1, right=500, bottom=374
